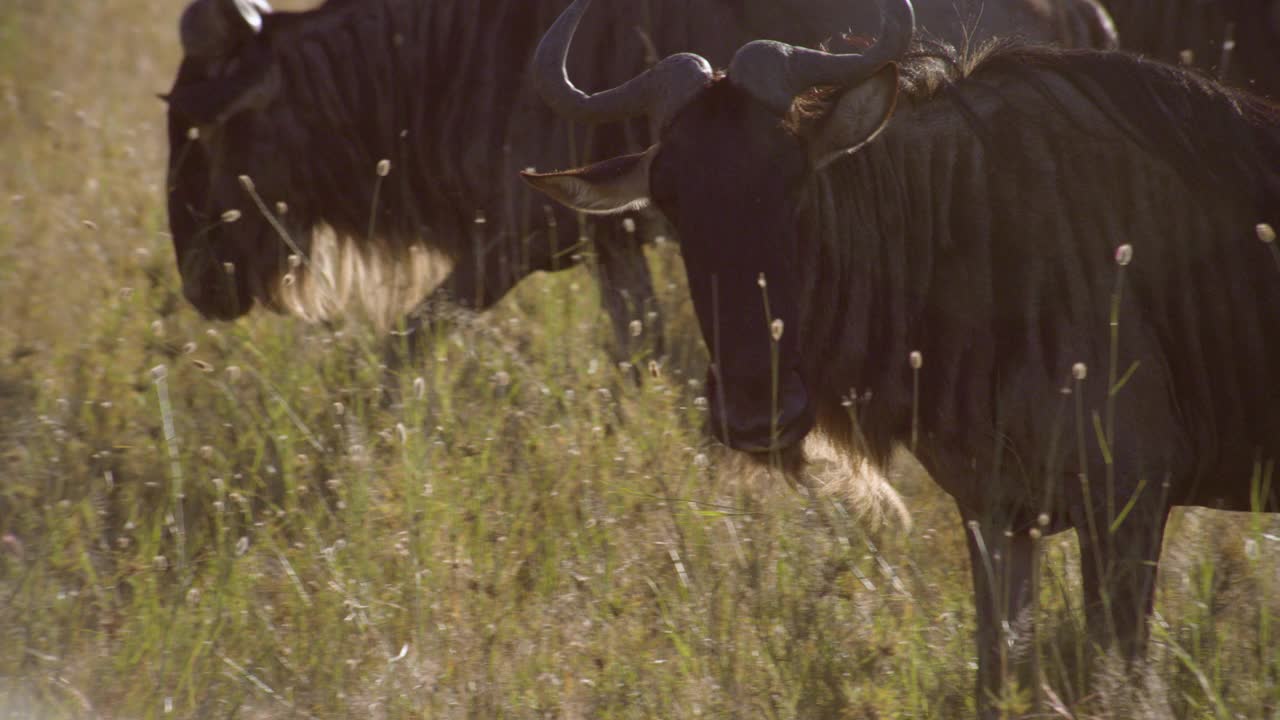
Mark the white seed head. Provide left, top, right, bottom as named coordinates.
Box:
left=186, top=126, right=199, bottom=140
left=81, top=219, right=98, bottom=231
left=413, top=376, right=426, bottom=400
left=281, top=273, right=296, bottom=287
left=1037, top=512, right=1050, bottom=527
left=192, top=359, right=214, bottom=373
left=150, top=319, right=165, bottom=337
left=199, top=445, right=214, bottom=461
left=333, top=401, right=345, bottom=416
left=693, top=453, right=710, bottom=469
left=757, top=273, right=767, bottom=289
left=1257, top=223, right=1276, bottom=244
left=235, top=536, right=250, bottom=557
left=153, top=555, right=169, bottom=572
left=1028, top=528, right=1042, bottom=541
left=220, top=209, right=242, bottom=224
left=376, top=159, right=391, bottom=177
left=226, top=365, right=242, bottom=384
left=693, top=396, right=709, bottom=411
left=238, top=175, right=255, bottom=193
left=648, top=360, right=661, bottom=379
left=1178, top=49, right=1195, bottom=65
left=622, top=217, right=636, bottom=234
left=629, top=319, right=643, bottom=338
left=1114, top=244, right=1133, bottom=266
left=909, top=350, right=923, bottom=369
left=275, top=200, right=289, bottom=216
left=150, top=364, right=167, bottom=381
left=222, top=262, right=235, bottom=275
left=1072, top=362, right=1088, bottom=381
left=494, top=370, right=511, bottom=388
left=770, top=318, right=784, bottom=342
left=182, top=341, right=197, bottom=355
left=288, top=254, right=301, bottom=269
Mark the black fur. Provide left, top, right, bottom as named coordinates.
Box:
left=644, top=40, right=1280, bottom=709
left=164, top=0, right=751, bottom=351
left=1102, top=0, right=1280, bottom=99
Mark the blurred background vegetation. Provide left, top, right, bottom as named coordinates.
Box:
left=0, top=1, right=1277, bottom=717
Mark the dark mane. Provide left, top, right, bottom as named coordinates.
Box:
left=794, top=39, right=1280, bottom=214
left=964, top=43, right=1280, bottom=213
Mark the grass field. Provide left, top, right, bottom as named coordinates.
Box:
left=1, top=1, right=1278, bottom=718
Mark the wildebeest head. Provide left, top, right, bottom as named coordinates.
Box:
left=524, top=0, right=913, bottom=453
left=163, top=0, right=286, bottom=320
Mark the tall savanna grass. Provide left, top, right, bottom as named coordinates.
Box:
left=1, top=1, right=1277, bottom=718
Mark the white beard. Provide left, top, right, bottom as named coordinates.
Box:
left=274, top=223, right=452, bottom=330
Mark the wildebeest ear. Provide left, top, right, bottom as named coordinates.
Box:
left=808, top=64, right=899, bottom=171
left=521, top=146, right=657, bottom=216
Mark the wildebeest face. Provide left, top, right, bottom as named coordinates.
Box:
left=647, top=81, right=815, bottom=452
left=525, top=67, right=899, bottom=453
left=523, top=0, right=910, bottom=453
left=164, top=0, right=285, bottom=320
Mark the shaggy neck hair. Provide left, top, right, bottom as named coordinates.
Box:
left=782, top=39, right=1280, bottom=481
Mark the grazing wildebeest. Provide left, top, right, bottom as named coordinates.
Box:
left=1102, top=0, right=1280, bottom=98
left=722, top=0, right=1117, bottom=49
left=164, top=0, right=1115, bottom=370
left=164, top=0, right=763, bottom=362
left=524, top=0, right=1280, bottom=710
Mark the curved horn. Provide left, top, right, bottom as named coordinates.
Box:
left=728, top=0, right=915, bottom=115
left=533, top=0, right=714, bottom=125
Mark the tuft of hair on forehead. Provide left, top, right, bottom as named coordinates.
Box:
left=783, top=36, right=980, bottom=136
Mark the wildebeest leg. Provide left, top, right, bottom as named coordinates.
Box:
left=961, top=507, right=1037, bottom=718
left=591, top=215, right=663, bottom=368
left=1075, top=501, right=1169, bottom=665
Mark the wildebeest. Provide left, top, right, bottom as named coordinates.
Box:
left=1102, top=0, right=1280, bottom=98
left=523, top=0, right=1280, bottom=709
left=164, top=0, right=763, bottom=361
left=164, top=0, right=1117, bottom=370
left=721, top=0, right=1117, bottom=50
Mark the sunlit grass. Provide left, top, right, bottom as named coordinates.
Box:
left=1, top=1, right=1278, bottom=718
